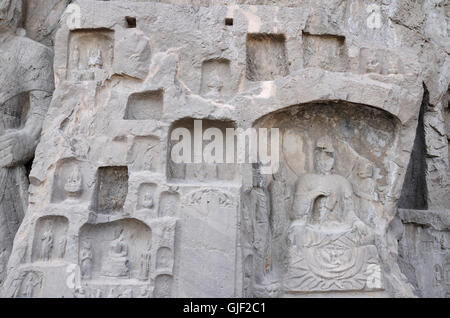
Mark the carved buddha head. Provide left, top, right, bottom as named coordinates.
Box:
left=0, top=0, right=22, bottom=32
left=314, top=136, right=335, bottom=175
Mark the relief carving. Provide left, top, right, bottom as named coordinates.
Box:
left=80, top=241, right=93, bottom=280
left=40, top=223, right=54, bottom=261
left=8, top=271, right=43, bottom=298
left=183, top=188, right=235, bottom=209
left=32, top=216, right=69, bottom=262
left=52, top=159, right=89, bottom=203
left=64, top=166, right=83, bottom=199
left=68, top=29, right=114, bottom=81
left=92, top=166, right=129, bottom=213
left=200, top=59, right=232, bottom=100
left=79, top=218, right=152, bottom=282
left=137, top=183, right=156, bottom=210
left=245, top=103, right=398, bottom=296
left=0, top=0, right=53, bottom=285
left=0, top=0, right=433, bottom=299
left=246, top=34, right=289, bottom=81
left=138, top=244, right=151, bottom=281
left=285, top=137, right=382, bottom=292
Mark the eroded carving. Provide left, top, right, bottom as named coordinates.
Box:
left=284, top=136, right=382, bottom=293
left=159, top=191, right=180, bottom=218
left=154, top=274, right=173, bottom=298
left=8, top=271, right=43, bottom=298
left=124, top=90, right=164, bottom=120
left=127, top=136, right=160, bottom=172
left=137, top=183, right=156, bottom=210
left=92, top=166, right=129, bottom=213
left=183, top=188, right=235, bottom=209
left=200, top=59, right=232, bottom=99
left=138, top=244, right=151, bottom=281
left=246, top=34, right=289, bottom=81
left=68, top=29, right=114, bottom=81
left=153, top=218, right=176, bottom=276
left=101, top=228, right=130, bottom=278
left=360, top=48, right=404, bottom=75
left=64, top=165, right=83, bottom=199
left=79, top=218, right=151, bottom=281
left=80, top=241, right=93, bottom=280
left=32, top=216, right=68, bottom=262
left=168, top=119, right=238, bottom=182
left=0, top=0, right=53, bottom=285
left=52, top=159, right=87, bottom=203
left=303, top=33, right=348, bottom=72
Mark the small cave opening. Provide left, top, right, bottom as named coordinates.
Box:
left=125, top=16, right=137, bottom=28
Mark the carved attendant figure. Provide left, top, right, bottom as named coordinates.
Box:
left=23, top=273, right=39, bottom=298
left=80, top=241, right=93, bottom=280
left=366, top=54, right=381, bottom=74
left=352, top=161, right=380, bottom=227
left=142, top=192, right=154, bottom=209
left=41, top=223, right=54, bottom=261
left=0, top=0, right=53, bottom=284
left=285, top=136, right=381, bottom=293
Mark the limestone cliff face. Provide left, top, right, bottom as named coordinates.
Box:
left=23, top=0, right=72, bottom=47
left=1, top=0, right=448, bottom=298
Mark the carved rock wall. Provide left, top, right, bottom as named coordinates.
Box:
left=0, top=0, right=448, bottom=298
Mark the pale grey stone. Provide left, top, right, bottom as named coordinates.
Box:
left=0, top=0, right=448, bottom=298
left=0, top=0, right=54, bottom=287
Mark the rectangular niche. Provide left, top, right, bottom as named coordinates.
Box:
left=246, top=33, right=289, bottom=81
left=92, top=166, right=129, bottom=213
left=67, top=29, right=114, bottom=81
left=200, top=59, right=232, bottom=98
left=124, top=90, right=164, bottom=120
left=302, top=32, right=348, bottom=72
left=32, top=216, right=69, bottom=262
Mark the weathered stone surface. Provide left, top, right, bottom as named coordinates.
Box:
left=397, top=209, right=450, bottom=298
left=0, top=0, right=448, bottom=298
left=23, top=0, right=71, bottom=47
left=0, top=0, right=54, bottom=287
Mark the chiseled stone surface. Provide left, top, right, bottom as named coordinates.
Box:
left=0, top=0, right=54, bottom=287
left=0, top=0, right=448, bottom=298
